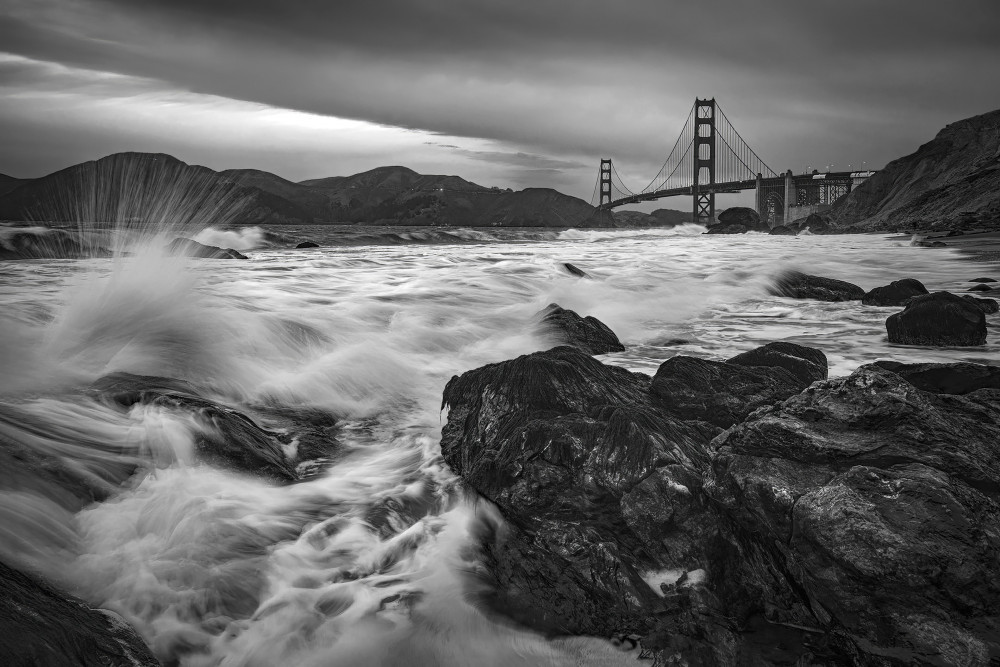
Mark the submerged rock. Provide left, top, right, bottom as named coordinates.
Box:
left=768, top=270, right=865, bottom=301
left=969, top=283, right=995, bottom=292
left=561, top=262, right=591, bottom=278
left=886, top=291, right=987, bottom=346
left=534, top=304, right=625, bottom=355
left=91, top=372, right=297, bottom=481
left=0, top=560, right=159, bottom=667
left=165, top=237, right=247, bottom=259
left=768, top=224, right=795, bottom=235
left=971, top=277, right=997, bottom=283
left=861, top=277, right=928, bottom=306
left=295, top=240, right=320, bottom=248
left=709, top=364, right=1000, bottom=664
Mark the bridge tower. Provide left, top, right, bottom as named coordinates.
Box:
left=598, top=159, right=612, bottom=208
left=693, top=98, right=716, bottom=224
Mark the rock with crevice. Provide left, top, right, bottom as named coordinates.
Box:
left=886, top=291, right=987, bottom=346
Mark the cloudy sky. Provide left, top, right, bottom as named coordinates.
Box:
left=2, top=0, right=999, bottom=206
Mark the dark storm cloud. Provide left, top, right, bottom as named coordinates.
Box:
left=2, top=0, right=1000, bottom=193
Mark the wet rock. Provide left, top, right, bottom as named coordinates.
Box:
left=768, top=224, right=795, bottom=235
left=726, top=341, right=828, bottom=386
left=535, top=303, right=625, bottom=355
left=0, top=559, right=159, bottom=666
left=716, top=207, right=764, bottom=232
left=165, top=237, right=247, bottom=259
left=562, top=262, right=590, bottom=278
left=861, top=277, right=929, bottom=306
left=971, top=277, right=997, bottom=283
left=872, top=360, right=1000, bottom=394
left=799, top=213, right=829, bottom=234
left=963, top=294, right=1000, bottom=314
left=91, top=372, right=297, bottom=481
left=650, top=348, right=822, bottom=429
left=768, top=270, right=865, bottom=301
left=706, top=222, right=748, bottom=234
left=708, top=364, right=1000, bottom=664
left=440, top=346, right=713, bottom=637
left=0, top=228, right=108, bottom=260
left=295, top=241, right=320, bottom=248
left=886, top=291, right=987, bottom=346
left=969, top=283, right=995, bottom=292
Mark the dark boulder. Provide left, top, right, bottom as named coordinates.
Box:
left=717, top=207, right=763, bottom=231
left=708, top=364, right=1000, bottom=665
left=861, top=278, right=929, bottom=306
left=963, top=294, right=1000, bottom=314
left=799, top=213, right=829, bottom=233
left=91, top=372, right=297, bottom=481
left=534, top=303, right=625, bottom=355
left=872, top=360, right=1000, bottom=394
left=727, top=340, right=828, bottom=386
left=561, top=262, right=591, bottom=278
left=0, top=560, right=158, bottom=667
left=295, top=241, right=320, bottom=248
left=440, top=346, right=716, bottom=639
left=969, top=283, right=995, bottom=292
left=886, top=291, right=987, bottom=346
left=650, top=347, right=825, bottom=429
left=768, top=270, right=865, bottom=301
left=970, top=277, right=997, bottom=283
left=0, top=228, right=108, bottom=260
left=706, top=222, right=748, bottom=234
left=165, top=237, right=247, bottom=259
left=768, top=224, right=795, bottom=235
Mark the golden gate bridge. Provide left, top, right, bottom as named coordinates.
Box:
left=592, top=98, right=875, bottom=225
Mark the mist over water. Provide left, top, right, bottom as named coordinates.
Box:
left=0, top=224, right=997, bottom=665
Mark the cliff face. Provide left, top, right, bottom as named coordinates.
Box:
left=828, top=108, right=1000, bottom=231
left=0, top=155, right=598, bottom=227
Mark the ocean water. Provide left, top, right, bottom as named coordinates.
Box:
left=0, top=224, right=997, bottom=666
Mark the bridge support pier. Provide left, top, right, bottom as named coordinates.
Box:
left=783, top=170, right=796, bottom=224
left=754, top=172, right=763, bottom=222
left=598, top=159, right=612, bottom=209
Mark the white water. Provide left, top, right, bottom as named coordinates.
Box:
left=0, top=225, right=997, bottom=665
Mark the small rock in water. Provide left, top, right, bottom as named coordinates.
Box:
left=970, top=277, right=997, bottom=283
left=562, top=262, right=590, bottom=278
left=535, top=303, right=624, bottom=355
left=885, top=291, right=987, bottom=346
left=861, top=278, right=929, bottom=306
left=296, top=241, right=320, bottom=248
left=768, top=270, right=865, bottom=301
left=166, top=237, right=248, bottom=259
left=969, top=283, right=994, bottom=292
left=962, top=294, right=999, bottom=314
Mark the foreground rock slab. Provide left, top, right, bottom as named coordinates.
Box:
left=709, top=364, right=1000, bottom=665
left=886, top=291, right=987, bottom=346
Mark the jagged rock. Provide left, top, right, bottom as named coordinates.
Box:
left=0, top=228, right=107, bottom=260
left=440, top=346, right=714, bottom=638
left=963, top=294, right=1000, bottom=314
left=534, top=303, right=625, bottom=355
left=717, top=207, right=763, bottom=230
left=650, top=346, right=825, bottom=428
left=708, top=364, right=1000, bottom=664
left=727, top=341, right=828, bottom=386
left=971, top=277, right=997, bottom=283
left=768, top=270, right=865, bottom=301
left=768, top=224, right=795, bottom=235
left=0, top=560, right=159, bottom=666
left=872, top=360, right=1000, bottom=394
left=295, top=241, right=320, bottom=248
left=886, top=291, right=987, bottom=346
left=799, top=213, right=829, bottom=233
left=561, top=262, right=590, bottom=278
left=862, top=278, right=929, bottom=306
left=165, top=237, right=248, bottom=259
left=969, top=283, right=995, bottom=292
left=91, top=372, right=297, bottom=481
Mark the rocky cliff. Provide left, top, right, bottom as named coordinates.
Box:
left=827, top=108, right=1000, bottom=232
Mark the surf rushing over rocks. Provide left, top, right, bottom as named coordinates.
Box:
left=1, top=225, right=999, bottom=666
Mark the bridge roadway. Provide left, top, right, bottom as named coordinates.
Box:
left=602, top=171, right=861, bottom=209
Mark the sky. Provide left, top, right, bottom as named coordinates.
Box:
left=2, top=0, right=999, bottom=209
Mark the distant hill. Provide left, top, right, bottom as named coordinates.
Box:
left=0, top=174, right=25, bottom=198
left=610, top=208, right=692, bottom=227
left=0, top=153, right=314, bottom=226
left=826, top=108, right=1000, bottom=232
left=0, top=155, right=601, bottom=228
